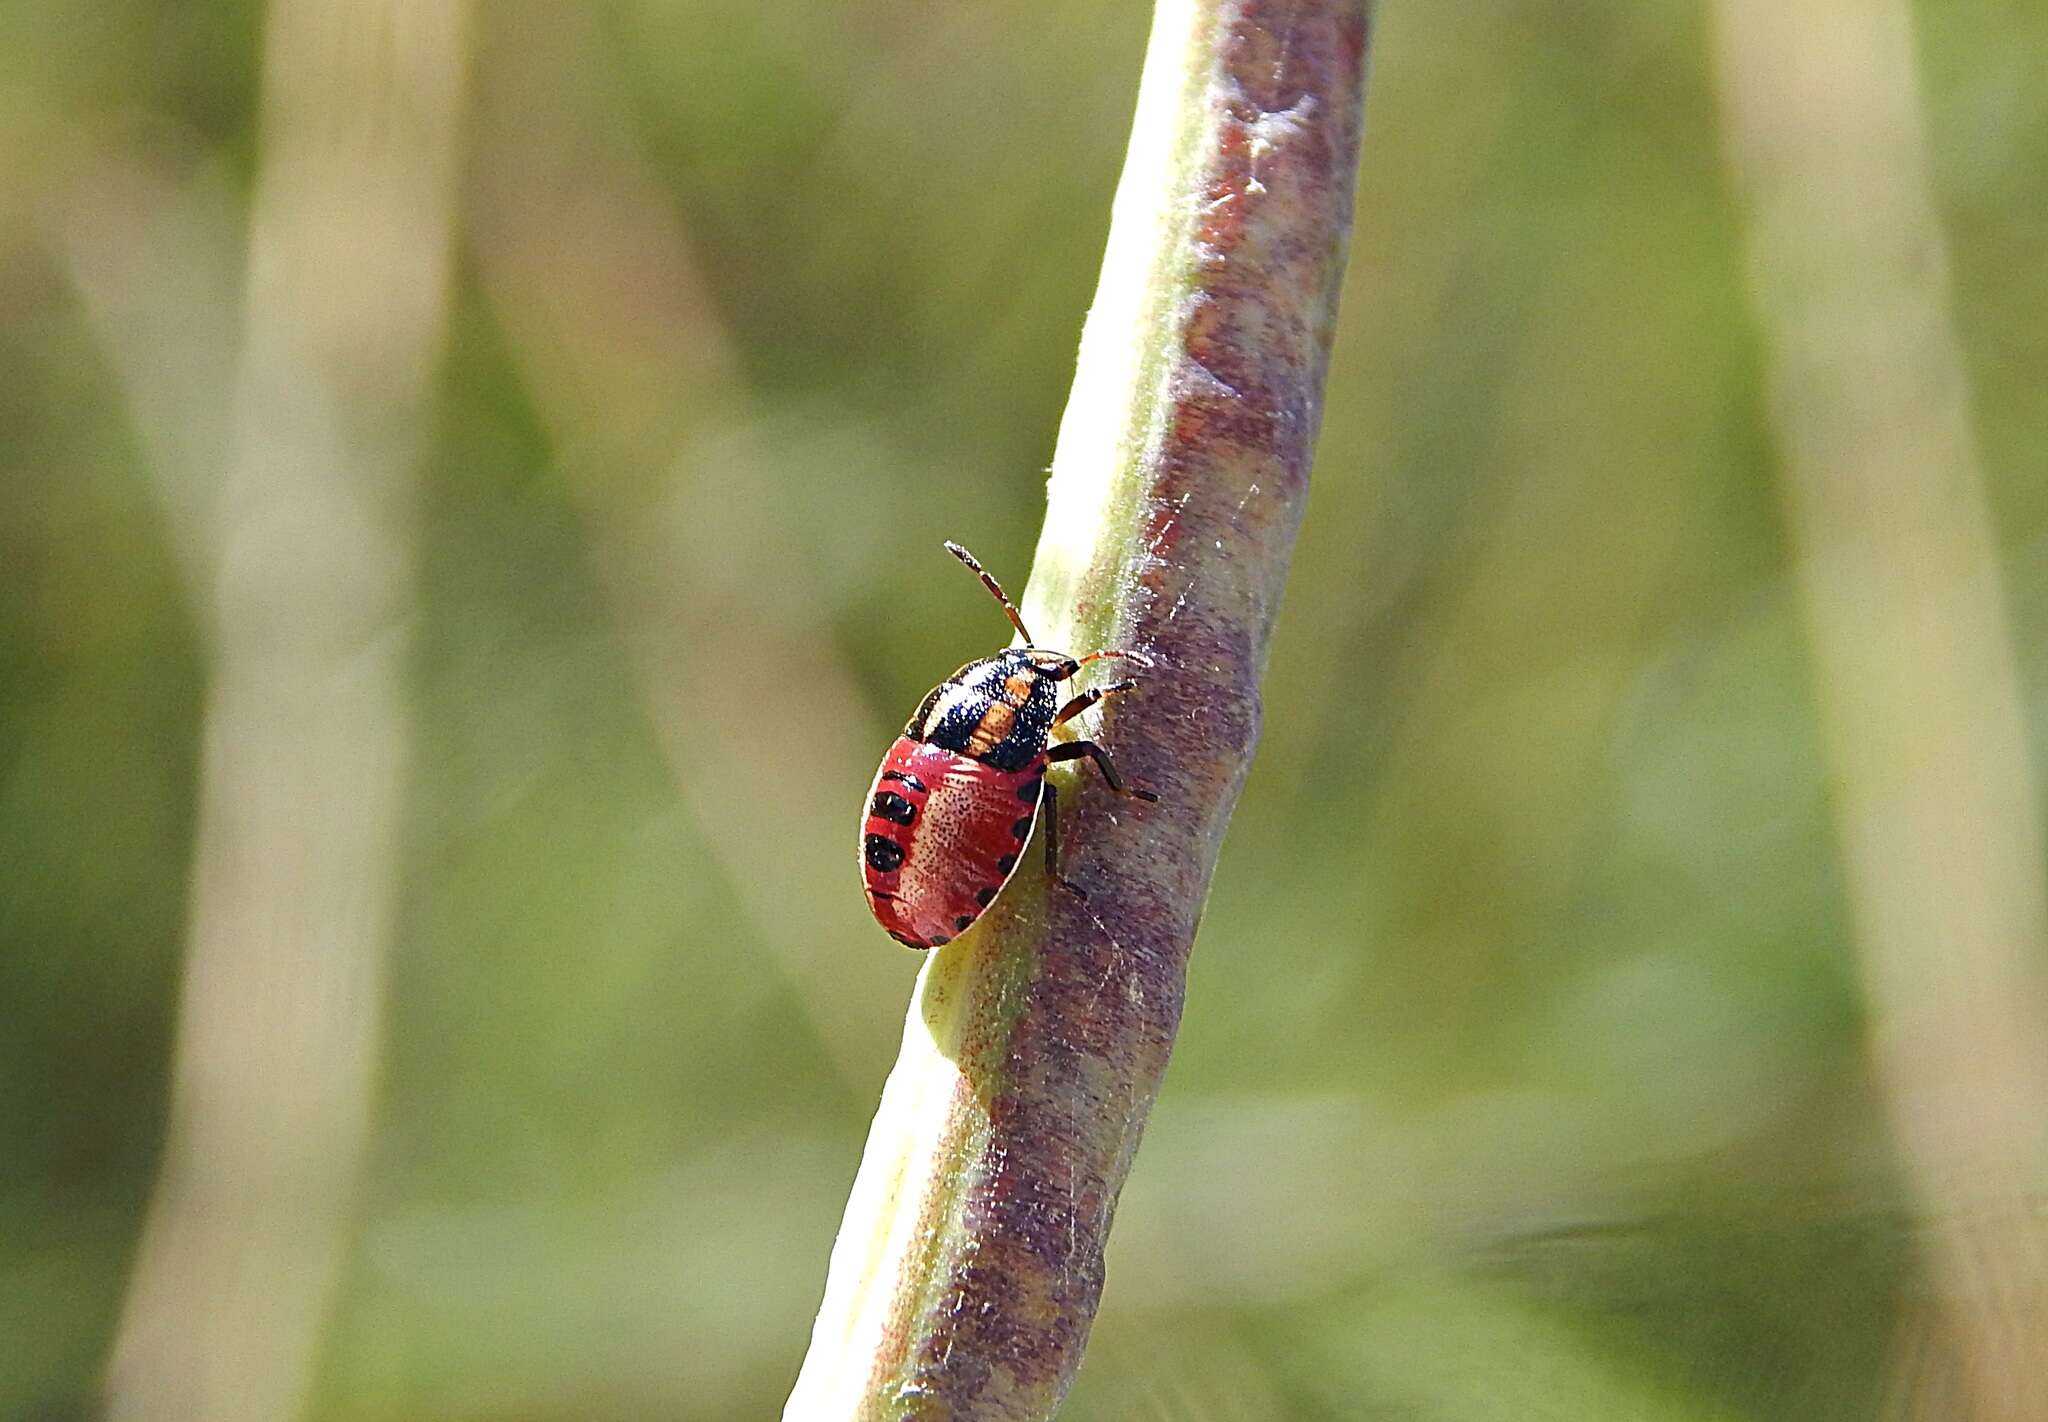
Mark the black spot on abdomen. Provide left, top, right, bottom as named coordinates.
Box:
left=864, top=834, right=905, bottom=873
left=870, top=791, right=915, bottom=824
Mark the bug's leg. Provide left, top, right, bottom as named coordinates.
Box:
left=1041, top=780, right=1085, bottom=897
left=1046, top=738, right=1160, bottom=802
left=1053, top=680, right=1139, bottom=728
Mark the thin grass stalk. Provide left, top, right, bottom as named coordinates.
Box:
left=1711, top=1, right=2048, bottom=1416
left=94, top=4, right=470, bottom=1420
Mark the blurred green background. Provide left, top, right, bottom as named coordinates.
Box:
left=5, top=0, right=2048, bottom=1418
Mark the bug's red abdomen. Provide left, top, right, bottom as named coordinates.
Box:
left=861, top=737, right=1046, bottom=950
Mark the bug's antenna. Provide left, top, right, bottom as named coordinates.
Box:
left=945, top=541, right=1034, bottom=645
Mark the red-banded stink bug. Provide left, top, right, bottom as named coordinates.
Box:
left=859, top=542, right=1158, bottom=950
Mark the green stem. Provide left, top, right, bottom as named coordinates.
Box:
left=788, top=3, right=1371, bottom=1416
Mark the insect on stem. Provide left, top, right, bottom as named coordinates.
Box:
left=860, top=543, right=1160, bottom=951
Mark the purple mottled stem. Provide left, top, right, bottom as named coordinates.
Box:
left=788, top=3, right=1370, bottom=1416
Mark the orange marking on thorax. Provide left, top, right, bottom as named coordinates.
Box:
left=964, top=671, right=1037, bottom=757
left=964, top=700, right=1017, bottom=756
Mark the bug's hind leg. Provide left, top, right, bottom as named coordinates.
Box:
left=1045, top=738, right=1160, bottom=802
left=1040, top=780, right=1076, bottom=894
left=1053, top=680, right=1139, bottom=728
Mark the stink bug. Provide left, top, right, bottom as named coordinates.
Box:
left=859, top=542, right=1158, bottom=950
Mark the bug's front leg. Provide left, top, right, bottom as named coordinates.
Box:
left=1052, top=680, right=1139, bottom=728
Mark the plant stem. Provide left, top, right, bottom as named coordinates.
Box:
left=787, top=2, right=1371, bottom=1417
